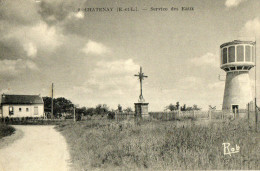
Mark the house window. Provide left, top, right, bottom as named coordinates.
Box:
left=26, top=108, right=29, bottom=112
left=34, top=106, right=38, bottom=115
left=19, top=108, right=22, bottom=112
left=9, top=106, right=14, bottom=115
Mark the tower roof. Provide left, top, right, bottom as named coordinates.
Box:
left=220, top=40, right=255, bottom=48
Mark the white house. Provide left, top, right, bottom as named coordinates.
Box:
left=1, top=94, right=44, bottom=118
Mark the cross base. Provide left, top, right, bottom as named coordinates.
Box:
left=134, top=102, right=149, bottom=118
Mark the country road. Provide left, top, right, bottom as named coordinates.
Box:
left=0, top=125, right=71, bottom=171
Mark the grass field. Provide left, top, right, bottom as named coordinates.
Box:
left=0, top=123, right=15, bottom=139
left=57, top=118, right=260, bottom=170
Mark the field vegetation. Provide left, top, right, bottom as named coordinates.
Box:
left=0, top=123, right=15, bottom=139
left=57, top=118, right=260, bottom=170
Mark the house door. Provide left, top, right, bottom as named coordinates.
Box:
left=34, top=106, right=38, bottom=115
left=232, top=105, right=239, bottom=119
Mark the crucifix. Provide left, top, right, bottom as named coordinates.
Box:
left=134, top=66, right=148, bottom=102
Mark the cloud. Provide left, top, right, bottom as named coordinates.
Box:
left=83, top=59, right=138, bottom=92
left=68, top=11, right=84, bottom=20
left=81, top=40, right=110, bottom=55
left=4, top=21, right=63, bottom=52
left=23, top=42, right=37, bottom=58
left=71, top=59, right=139, bottom=107
left=0, top=59, right=20, bottom=75
left=0, top=59, right=38, bottom=77
left=25, top=60, right=39, bottom=70
left=240, top=17, right=260, bottom=39
left=190, top=53, right=219, bottom=67
left=225, top=0, right=247, bottom=8
left=208, top=81, right=225, bottom=89
left=177, top=76, right=204, bottom=90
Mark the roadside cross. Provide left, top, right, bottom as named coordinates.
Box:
left=134, top=67, right=148, bottom=102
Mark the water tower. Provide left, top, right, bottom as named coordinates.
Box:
left=220, top=40, right=255, bottom=112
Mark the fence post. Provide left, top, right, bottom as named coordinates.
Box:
left=255, top=98, right=258, bottom=132
left=248, top=103, right=250, bottom=123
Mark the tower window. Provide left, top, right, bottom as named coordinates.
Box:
left=19, top=108, right=22, bottom=112
left=252, top=46, right=255, bottom=62
left=237, top=45, right=244, bottom=62
left=228, top=46, right=235, bottom=62
left=245, top=45, right=251, bottom=62
left=223, top=48, right=227, bottom=64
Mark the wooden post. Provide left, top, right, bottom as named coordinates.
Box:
left=248, top=103, right=250, bottom=123
left=51, top=83, right=54, bottom=119
left=235, top=108, right=237, bottom=120
left=255, top=98, right=258, bottom=132
left=73, top=105, right=76, bottom=122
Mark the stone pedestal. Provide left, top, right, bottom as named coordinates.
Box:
left=134, top=102, right=149, bottom=118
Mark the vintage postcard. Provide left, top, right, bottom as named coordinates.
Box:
left=0, top=0, right=259, bottom=170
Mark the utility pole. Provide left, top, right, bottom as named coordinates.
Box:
left=51, top=83, right=54, bottom=119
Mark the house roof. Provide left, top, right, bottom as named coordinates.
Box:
left=1, top=94, right=44, bottom=105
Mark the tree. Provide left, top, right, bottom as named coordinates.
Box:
left=85, top=108, right=95, bottom=116
left=165, top=103, right=176, bottom=111
left=43, top=96, right=73, bottom=118
left=192, top=104, right=201, bottom=111
left=176, top=102, right=180, bottom=110
left=124, top=107, right=133, bottom=113
left=181, top=104, right=186, bottom=111
left=95, top=104, right=109, bottom=115
left=118, top=104, right=122, bottom=112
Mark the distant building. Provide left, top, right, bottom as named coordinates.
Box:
left=1, top=94, right=44, bottom=118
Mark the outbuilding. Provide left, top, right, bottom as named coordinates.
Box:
left=1, top=94, right=44, bottom=118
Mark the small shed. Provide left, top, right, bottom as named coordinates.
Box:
left=1, top=94, right=44, bottom=118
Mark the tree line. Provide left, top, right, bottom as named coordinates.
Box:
left=165, top=102, right=201, bottom=111
left=43, top=97, right=132, bottom=118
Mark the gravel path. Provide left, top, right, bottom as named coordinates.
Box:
left=0, top=125, right=71, bottom=171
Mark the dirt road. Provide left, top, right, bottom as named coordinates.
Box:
left=0, top=125, right=70, bottom=171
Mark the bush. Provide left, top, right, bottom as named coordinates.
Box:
left=0, top=123, right=15, bottom=139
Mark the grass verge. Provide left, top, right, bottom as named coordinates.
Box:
left=57, top=119, right=260, bottom=170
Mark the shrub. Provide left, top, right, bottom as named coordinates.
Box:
left=0, top=123, right=15, bottom=139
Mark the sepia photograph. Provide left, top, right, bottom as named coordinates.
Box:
left=0, top=0, right=260, bottom=170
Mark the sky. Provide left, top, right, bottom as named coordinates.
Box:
left=0, top=0, right=260, bottom=111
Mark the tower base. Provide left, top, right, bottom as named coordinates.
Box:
left=222, top=71, right=253, bottom=111
left=134, top=102, right=149, bottom=118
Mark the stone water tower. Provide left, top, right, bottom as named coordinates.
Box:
left=220, top=40, right=255, bottom=112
